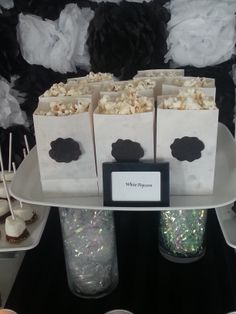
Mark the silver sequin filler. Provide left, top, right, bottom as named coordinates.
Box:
left=59, top=208, right=118, bottom=297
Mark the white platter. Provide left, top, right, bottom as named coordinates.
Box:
left=10, top=123, right=236, bottom=211
left=0, top=205, right=50, bottom=252
left=215, top=204, right=236, bottom=249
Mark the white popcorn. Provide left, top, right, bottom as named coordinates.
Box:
left=86, top=72, right=113, bottom=82
left=99, top=82, right=126, bottom=92
left=123, top=79, right=156, bottom=93
left=162, top=77, right=214, bottom=88
left=35, top=99, right=90, bottom=116
left=43, top=90, right=52, bottom=97
left=100, top=79, right=156, bottom=93
left=182, top=77, right=213, bottom=88
left=159, top=89, right=216, bottom=110
left=134, top=79, right=156, bottom=90
left=43, top=83, right=67, bottom=97
left=69, top=72, right=113, bottom=83
left=97, top=92, right=153, bottom=114
left=42, top=81, right=91, bottom=98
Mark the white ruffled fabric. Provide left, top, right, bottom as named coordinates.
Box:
left=0, top=0, right=14, bottom=10
left=165, top=0, right=236, bottom=67
left=17, top=4, right=94, bottom=73
left=58, top=5, right=94, bottom=70
left=0, top=77, right=27, bottom=129
left=10, top=76, right=26, bottom=105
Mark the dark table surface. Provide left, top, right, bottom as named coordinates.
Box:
left=6, top=208, right=236, bottom=314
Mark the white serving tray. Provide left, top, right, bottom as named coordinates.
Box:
left=0, top=205, right=50, bottom=252
left=215, top=204, right=236, bottom=249
left=10, top=123, right=236, bottom=211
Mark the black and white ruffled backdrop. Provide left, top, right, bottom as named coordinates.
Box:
left=0, top=0, right=236, bottom=170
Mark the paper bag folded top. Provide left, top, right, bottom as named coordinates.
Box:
left=136, top=69, right=185, bottom=78
left=67, top=71, right=114, bottom=83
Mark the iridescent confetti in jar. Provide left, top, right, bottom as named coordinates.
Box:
left=159, top=209, right=207, bottom=263
left=59, top=208, right=118, bottom=298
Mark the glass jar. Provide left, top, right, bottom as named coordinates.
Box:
left=59, top=208, right=118, bottom=298
left=159, top=209, right=207, bottom=263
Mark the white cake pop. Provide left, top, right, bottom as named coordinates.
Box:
left=5, top=215, right=29, bottom=243
left=13, top=202, right=37, bottom=224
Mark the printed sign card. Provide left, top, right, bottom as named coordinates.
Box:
left=103, top=162, right=169, bottom=207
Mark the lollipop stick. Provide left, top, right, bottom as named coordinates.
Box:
left=12, top=162, right=17, bottom=174
left=12, top=162, right=23, bottom=208
left=23, top=148, right=27, bottom=159
left=0, top=147, right=15, bottom=219
left=24, top=134, right=30, bottom=154
left=8, top=132, right=12, bottom=172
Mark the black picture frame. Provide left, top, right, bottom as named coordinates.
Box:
left=103, top=162, right=169, bottom=207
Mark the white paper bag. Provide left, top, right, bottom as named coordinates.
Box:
left=156, top=96, right=219, bottom=195
left=94, top=93, right=155, bottom=193
left=33, top=96, right=98, bottom=196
